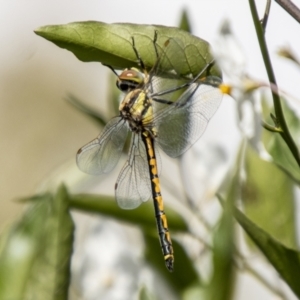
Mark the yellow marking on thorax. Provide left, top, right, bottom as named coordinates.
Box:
left=130, top=92, right=146, bottom=116
left=142, top=104, right=154, bottom=126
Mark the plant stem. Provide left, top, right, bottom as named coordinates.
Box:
left=275, top=0, right=300, bottom=23
left=248, top=0, right=300, bottom=167
left=261, top=0, right=271, bottom=30
left=262, top=121, right=283, bottom=133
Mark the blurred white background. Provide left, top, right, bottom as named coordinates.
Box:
left=1, top=1, right=300, bottom=299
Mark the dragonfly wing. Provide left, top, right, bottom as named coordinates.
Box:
left=146, top=37, right=194, bottom=111
left=115, top=134, right=152, bottom=210
left=76, top=117, right=128, bottom=175
left=155, top=79, right=223, bottom=157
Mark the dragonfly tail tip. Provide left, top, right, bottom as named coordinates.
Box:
left=165, top=256, right=174, bottom=272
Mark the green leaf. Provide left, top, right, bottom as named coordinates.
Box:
left=183, top=285, right=205, bottom=300
left=138, top=285, right=156, bottom=300
left=26, top=185, right=74, bottom=300
left=34, top=22, right=221, bottom=78
left=25, top=185, right=74, bottom=300
left=242, top=145, right=296, bottom=248
left=69, top=193, right=188, bottom=232
left=264, top=100, right=300, bottom=184
left=0, top=194, right=51, bottom=300
left=178, top=9, right=192, bottom=33
left=0, top=186, right=74, bottom=300
left=206, top=207, right=235, bottom=300
left=205, top=144, right=240, bottom=300
left=70, top=194, right=197, bottom=291
left=234, top=206, right=300, bottom=298
left=70, top=194, right=197, bottom=293
left=268, top=134, right=300, bottom=184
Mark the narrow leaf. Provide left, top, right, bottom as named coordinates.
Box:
left=0, top=194, right=51, bottom=300
left=138, top=286, right=156, bottom=300
left=69, top=193, right=187, bottom=232
left=264, top=100, right=300, bottom=184
left=205, top=143, right=242, bottom=300
left=0, top=186, right=74, bottom=300
left=24, top=185, right=74, bottom=300
left=234, top=207, right=300, bottom=298
left=242, top=146, right=296, bottom=248
left=66, top=94, right=107, bottom=127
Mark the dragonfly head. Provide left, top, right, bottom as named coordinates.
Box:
left=116, top=68, right=144, bottom=92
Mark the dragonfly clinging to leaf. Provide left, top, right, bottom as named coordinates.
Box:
left=76, top=32, right=223, bottom=272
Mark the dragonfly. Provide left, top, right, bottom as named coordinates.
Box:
left=76, top=33, right=223, bottom=272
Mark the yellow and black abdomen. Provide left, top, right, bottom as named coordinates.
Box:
left=142, top=132, right=174, bottom=272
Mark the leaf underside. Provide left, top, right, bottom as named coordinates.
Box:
left=35, top=21, right=222, bottom=79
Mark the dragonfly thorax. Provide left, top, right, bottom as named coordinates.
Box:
left=119, top=88, right=154, bottom=134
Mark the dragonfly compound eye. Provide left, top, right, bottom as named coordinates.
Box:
left=117, top=81, right=133, bottom=92
left=117, top=68, right=144, bottom=92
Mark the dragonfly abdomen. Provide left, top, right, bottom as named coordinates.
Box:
left=142, top=132, right=174, bottom=272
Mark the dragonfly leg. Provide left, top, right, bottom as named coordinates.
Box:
left=102, top=64, right=119, bottom=77
left=151, top=59, right=219, bottom=98
left=131, top=36, right=146, bottom=70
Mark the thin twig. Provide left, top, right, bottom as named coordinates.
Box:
left=248, top=0, right=300, bottom=167
left=262, top=121, right=284, bottom=133
left=261, top=0, right=272, bottom=30
left=275, top=0, right=300, bottom=24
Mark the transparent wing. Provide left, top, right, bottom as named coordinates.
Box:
left=147, top=37, right=193, bottom=105
left=152, top=78, right=223, bottom=158
left=115, top=134, right=152, bottom=210
left=76, top=117, right=128, bottom=175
